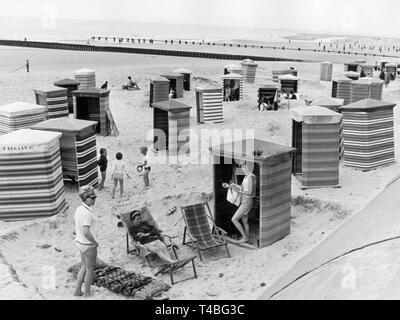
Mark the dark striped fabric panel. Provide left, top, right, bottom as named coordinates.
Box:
left=76, top=133, right=98, bottom=188
left=336, top=82, right=352, bottom=105
left=259, top=157, right=292, bottom=247
left=99, top=96, right=110, bottom=136
left=45, top=92, right=69, bottom=119
left=0, top=141, right=67, bottom=220
left=301, top=123, right=340, bottom=187
left=0, top=113, right=46, bottom=134
left=175, top=77, right=184, bottom=98
left=350, top=83, right=371, bottom=104
left=153, top=83, right=170, bottom=103
left=202, top=90, right=223, bottom=124
left=342, top=110, right=395, bottom=170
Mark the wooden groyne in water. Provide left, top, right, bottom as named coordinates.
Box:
left=0, top=39, right=310, bottom=62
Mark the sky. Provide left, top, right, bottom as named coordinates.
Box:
left=1, top=0, right=400, bottom=38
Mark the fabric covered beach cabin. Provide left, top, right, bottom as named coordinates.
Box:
left=53, top=78, right=80, bottom=113
left=72, top=87, right=111, bottom=136
left=0, top=129, right=67, bottom=221
left=340, top=99, right=396, bottom=170
left=73, top=68, right=96, bottom=88
left=279, top=74, right=299, bottom=94
left=149, top=76, right=170, bottom=107
left=161, top=73, right=184, bottom=98
left=364, top=77, right=384, bottom=100
left=151, top=100, right=191, bottom=155
left=224, top=64, right=243, bottom=75
left=320, top=61, right=333, bottom=81
left=350, top=78, right=372, bottom=103
left=30, top=118, right=99, bottom=188
left=195, top=85, right=223, bottom=124
left=240, top=59, right=258, bottom=83
left=344, top=62, right=359, bottom=72
left=272, top=69, right=298, bottom=83
left=173, top=68, right=192, bottom=91
left=258, top=82, right=281, bottom=111
left=33, top=85, right=69, bottom=119
left=222, top=73, right=243, bottom=101
left=210, top=138, right=296, bottom=248
left=331, top=75, right=353, bottom=105
left=386, top=63, right=397, bottom=78
left=291, top=106, right=342, bottom=189
left=0, top=102, right=46, bottom=135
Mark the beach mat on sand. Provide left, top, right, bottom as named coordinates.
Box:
left=68, top=259, right=170, bottom=299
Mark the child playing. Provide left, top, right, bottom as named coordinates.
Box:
left=97, top=148, right=108, bottom=191
left=111, top=152, right=131, bottom=199
left=138, top=146, right=151, bottom=189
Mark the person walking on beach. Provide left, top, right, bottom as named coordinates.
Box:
left=26, top=60, right=29, bottom=73
left=97, top=148, right=108, bottom=191
left=222, top=162, right=256, bottom=243
left=73, top=186, right=99, bottom=298
left=111, top=152, right=131, bottom=199
left=138, top=146, right=151, bottom=190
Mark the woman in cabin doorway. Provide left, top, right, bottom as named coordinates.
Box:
left=222, top=161, right=256, bottom=243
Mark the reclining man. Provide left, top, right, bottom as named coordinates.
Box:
left=122, top=76, right=140, bottom=90
left=128, top=210, right=177, bottom=264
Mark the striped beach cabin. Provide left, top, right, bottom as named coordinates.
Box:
left=73, top=68, right=96, bottom=88
left=364, top=77, right=384, bottom=100
left=291, top=106, right=342, bottom=188
left=195, top=85, right=223, bottom=124
left=340, top=99, right=396, bottom=170
left=149, top=76, right=170, bottom=107
left=161, top=73, right=184, bottom=98
left=30, top=118, right=99, bottom=188
left=279, top=74, right=299, bottom=94
left=72, top=87, right=112, bottom=136
left=0, top=102, right=46, bottom=135
left=331, top=75, right=353, bottom=105
left=53, top=78, right=80, bottom=113
left=222, top=73, right=243, bottom=101
left=210, top=138, right=296, bottom=248
left=151, top=100, right=191, bottom=155
left=34, top=85, right=69, bottom=119
left=320, top=61, right=333, bottom=81
left=350, top=78, right=372, bottom=103
left=0, top=129, right=67, bottom=221
left=241, top=59, right=258, bottom=83
left=173, top=68, right=192, bottom=91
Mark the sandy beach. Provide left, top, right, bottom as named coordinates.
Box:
left=1, top=45, right=400, bottom=300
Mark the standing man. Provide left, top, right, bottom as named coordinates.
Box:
left=26, top=60, right=29, bottom=73
left=97, top=148, right=108, bottom=191
left=73, top=186, right=99, bottom=297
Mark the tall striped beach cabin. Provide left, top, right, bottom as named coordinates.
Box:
left=195, top=85, right=223, bottom=124
left=210, top=139, right=296, bottom=248
left=30, top=118, right=99, bottom=188
left=34, top=85, right=69, bottom=119
left=151, top=100, right=191, bottom=155
left=340, top=99, right=396, bottom=171
left=73, top=68, right=96, bottom=88
left=291, top=106, right=342, bottom=188
left=332, top=75, right=353, bottom=105
left=53, top=78, right=80, bottom=114
left=149, top=76, right=170, bottom=107
left=0, top=129, right=67, bottom=221
left=241, top=59, right=258, bottom=83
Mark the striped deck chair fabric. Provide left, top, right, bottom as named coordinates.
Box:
left=181, top=203, right=230, bottom=261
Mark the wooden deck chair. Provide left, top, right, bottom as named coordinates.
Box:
left=118, top=207, right=178, bottom=267
left=154, top=256, right=197, bottom=285
left=180, top=202, right=230, bottom=261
